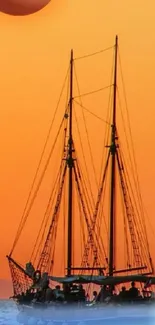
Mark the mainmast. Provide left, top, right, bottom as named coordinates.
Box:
left=67, top=49, right=74, bottom=276
left=109, top=35, right=118, bottom=276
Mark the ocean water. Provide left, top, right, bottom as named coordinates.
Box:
left=0, top=300, right=155, bottom=325
left=0, top=300, right=18, bottom=325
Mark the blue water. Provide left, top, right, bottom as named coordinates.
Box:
left=0, top=300, right=18, bottom=324
left=0, top=300, right=155, bottom=325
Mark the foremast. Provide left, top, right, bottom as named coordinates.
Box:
left=67, top=49, right=74, bottom=276
left=109, top=35, right=118, bottom=276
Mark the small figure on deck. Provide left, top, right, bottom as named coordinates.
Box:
left=33, top=270, right=41, bottom=285
left=63, top=283, right=71, bottom=301
left=97, top=285, right=110, bottom=302
left=53, top=285, right=64, bottom=302
left=25, top=262, right=35, bottom=277
left=129, top=281, right=139, bottom=300
left=78, top=284, right=86, bottom=302
left=92, top=290, right=98, bottom=303
left=118, top=286, right=128, bottom=302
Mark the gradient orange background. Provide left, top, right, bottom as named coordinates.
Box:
left=0, top=0, right=155, bottom=298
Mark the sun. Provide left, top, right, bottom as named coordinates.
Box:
left=0, top=0, right=51, bottom=16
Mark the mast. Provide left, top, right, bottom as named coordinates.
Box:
left=109, top=35, right=118, bottom=276
left=67, top=49, right=74, bottom=276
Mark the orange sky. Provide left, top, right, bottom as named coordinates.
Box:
left=1, top=0, right=155, bottom=297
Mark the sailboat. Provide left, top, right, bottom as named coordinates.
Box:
left=6, top=36, right=155, bottom=323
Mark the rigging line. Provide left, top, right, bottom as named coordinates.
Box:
left=75, top=154, right=95, bottom=214
left=73, top=164, right=102, bottom=260
left=120, top=148, right=148, bottom=245
left=93, top=215, right=104, bottom=267
left=118, top=146, right=144, bottom=238
left=74, top=147, right=95, bottom=214
left=74, top=84, right=112, bottom=99
left=74, top=64, right=99, bottom=189
left=50, top=219, right=60, bottom=274
left=31, top=120, right=68, bottom=262
left=94, top=208, right=108, bottom=262
left=32, top=123, right=68, bottom=264
left=116, top=95, right=142, bottom=215
left=42, top=220, right=56, bottom=274
left=120, top=181, right=150, bottom=268
left=37, top=164, right=67, bottom=272
left=75, top=186, right=87, bottom=264
left=117, top=160, right=131, bottom=268
left=74, top=46, right=114, bottom=60
left=94, top=162, right=110, bottom=257
left=116, top=88, right=150, bottom=254
left=118, top=141, right=150, bottom=255
left=31, top=161, right=64, bottom=263
left=117, top=148, right=149, bottom=266
left=116, top=89, right=143, bottom=214
left=9, top=66, right=70, bottom=257
left=116, top=150, right=143, bottom=267
left=73, top=99, right=111, bottom=125
left=96, top=213, right=105, bottom=267
left=116, top=89, right=135, bottom=172
left=76, top=195, right=105, bottom=268
left=81, top=152, right=110, bottom=267
left=10, top=112, right=68, bottom=256
left=98, top=94, right=112, bottom=182
left=118, top=50, right=148, bottom=238
left=49, top=238, right=55, bottom=274
left=97, top=169, right=109, bottom=250
left=99, top=46, right=115, bottom=184
left=62, top=168, right=66, bottom=275
left=94, top=48, right=115, bottom=263
left=120, top=165, right=151, bottom=266
left=75, top=155, right=107, bottom=265
left=73, top=106, right=95, bottom=207
left=75, top=161, right=94, bottom=219
left=31, top=129, right=67, bottom=261
left=143, top=205, right=155, bottom=238
left=117, top=143, right=147, bottom=253
left=47, top=221, right=58, bottom=274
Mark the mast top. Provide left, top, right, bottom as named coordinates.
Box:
left=70, top=49, right=73, bottom=60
